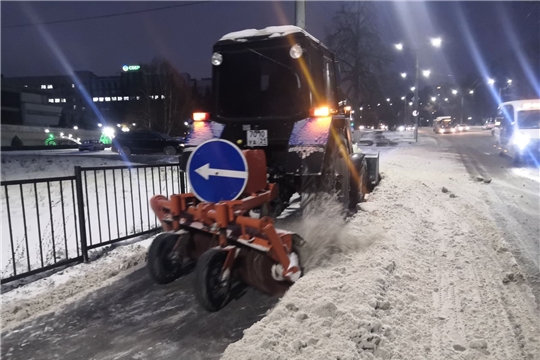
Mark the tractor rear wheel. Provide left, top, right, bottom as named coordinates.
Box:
left=300, top=133, right=351, bottom=215
left=147, top=233, right=183, bottom=284
left=350, top=157, right=369, bottom=208
left=194, top=248, right=231, bottom=312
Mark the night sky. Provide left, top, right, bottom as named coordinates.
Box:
left=2, top=1, right=538, bottom=86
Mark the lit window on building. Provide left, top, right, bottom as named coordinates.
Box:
left=124, top=96, right=129, bottom=101
left=118, top=97, right=123, bottom=101
left=99, top=97, right=104, bottom=102
left=41, top=85, right=47, bottom=89
left=93, top=97, right=98, bottom=102
left=48, top=99, right=54, bottom=103
left=112, top=97, right=117, bottom=101
left=54, top=98, right=60, bottom=103
left=47, top=85, right=53, bottom=89
left=61, top=99, right=66, bottom=103
left=72, top=84, right=75, bottom=88
left=73, top=105, right=77, bottom=109
left=161, top=95, right=165, bottom=99
left=136, top=96, right=140, bottom=100
left=105, top=97, right=111, bottom=102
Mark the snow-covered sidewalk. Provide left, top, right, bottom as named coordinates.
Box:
left=222, top=141, right=540, bottom=360
left=1, top=237, right=154, bottom=332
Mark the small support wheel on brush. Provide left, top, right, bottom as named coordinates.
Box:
left=147, top=233, right=184, bottom=284
left=194, top=248, right=231, bottom=312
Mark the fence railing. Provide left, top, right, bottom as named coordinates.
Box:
left=1, top=163, right=187, bottom=284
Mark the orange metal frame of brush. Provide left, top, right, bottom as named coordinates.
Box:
left=150, top=178, right=301, bottom=283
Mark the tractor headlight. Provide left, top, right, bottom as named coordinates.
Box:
left=290, top=44, right=303, bottom=59
left=513, top=132, right=530, bottom=150
left=212, top=52, right=223, bottom=66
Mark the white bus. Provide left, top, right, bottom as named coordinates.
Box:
left=493, top=99, right=540, bottom=163
left=433, top=116, right=454, bottom=134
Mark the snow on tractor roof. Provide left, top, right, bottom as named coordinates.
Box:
left=219, top=25, right=321, bottom=44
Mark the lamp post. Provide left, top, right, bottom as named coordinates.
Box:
left=395, top=37, right=441, bottom=142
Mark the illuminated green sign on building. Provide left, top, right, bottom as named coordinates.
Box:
left=122, top=65, right=140, bottom=72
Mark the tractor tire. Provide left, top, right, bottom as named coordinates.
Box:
left=194, top=248, right=231, bottom=312
left=300, top=133, right=351, bottom=215
left=119, top=146, right=131, bottom=156
left=147, top=233, right=183, bottom=284
left=163, top=146, right=177, bottom=155
left=350, top=157, right=369, bottom=208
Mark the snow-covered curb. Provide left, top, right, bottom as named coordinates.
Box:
left=222, top=144, right=540, bottom=360
left=1, top=237, right=154, bottom=332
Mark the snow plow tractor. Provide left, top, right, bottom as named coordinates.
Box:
left=147, top=26, right=379, bottom=311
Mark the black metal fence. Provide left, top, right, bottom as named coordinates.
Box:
left=1, top=163, right=186, bottom=284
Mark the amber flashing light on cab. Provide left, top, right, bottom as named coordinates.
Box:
left=310, top=106, right=337, bottom=118
left=193, top=112, right=210, bottom=121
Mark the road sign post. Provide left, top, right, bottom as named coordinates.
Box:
left=186, top=139, right=248, bottom=203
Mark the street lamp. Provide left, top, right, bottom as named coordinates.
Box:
left=452, top=89, right=458, bottom=95
left=422, top=70, right=431, bottom=78
left=359, top=107, right=363, bottom=111
left=507, top=79, right=512, bottom=85
left=430, top=37, right=442, bottom=48
left=408, top=102, right=413, bottom=106
left=410, top=87, right=415, bottom=91
left=431, top=96, right=436, bottom=102
left=469, top=90, right=474, bottom=94
left=395, top=43, right=404, bottom=51
left=400, top=72, right=407, bottom=78
left=487, top=78, right=495, bottom=85
left=401, top=96, right=405, bottom=100
left=386, top=98, right=390, bottom=102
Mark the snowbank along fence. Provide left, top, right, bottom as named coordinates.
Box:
left=1, top=163, right=187, bottom=284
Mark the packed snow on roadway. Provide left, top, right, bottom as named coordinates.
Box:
left=2, top=138, right=540, bottom=359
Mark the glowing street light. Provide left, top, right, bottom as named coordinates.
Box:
left=430, top=37, right=442, bottom=48
left=386, top=98, right=391, bottom=102
left=377, top=103, right=381, bottom=106
left=401, top=96, right=405, bottom=100
left=422, top=70, right=431, bottom=78
left=73, top=126, right=78, bottom=130
left=487, top=78, right=495, bottom=85
left=431, top=97, right=437, bottom=102
left=400, top=72, right=407, bottom=78
left=44, top=129, right=50, bottom=133
left=507, top=79, right=512, bottom=85
left=452, top=89, right=458, bottom=95
left=410, top=87, right=415, bottom=91
left=359, top=107, right=363, bottom=110
left=395, top=43, right=403, bottom=51
left=408, top=102, right=413, bottom=106
left=469, top=90, right=474, bottom=94
left=444, top=98, right=449, bottom=102
left=97, top=123, right=103, bottom=127
left=184, top=121, right=189, bottom=126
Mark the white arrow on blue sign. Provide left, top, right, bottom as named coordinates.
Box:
left=187, top=139, right=248, bottom=203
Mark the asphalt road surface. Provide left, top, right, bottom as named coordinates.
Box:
left=1, top=268, right=278, bottom=360
left=421, top=127, right=540, bottom=302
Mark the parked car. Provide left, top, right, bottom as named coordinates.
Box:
left=79, top=139, right=105, bottom=151
left=111, top=130, right=185, bottom=155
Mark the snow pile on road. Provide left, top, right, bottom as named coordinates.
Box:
left=222, top=143, right=540, bottom=360
left=1, top=237, right=153, bottom=332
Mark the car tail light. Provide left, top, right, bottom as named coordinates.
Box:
left=193, top=112, right=210, bottom=121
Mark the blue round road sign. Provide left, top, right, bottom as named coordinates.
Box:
left=187, top=139, right=248, bottom=203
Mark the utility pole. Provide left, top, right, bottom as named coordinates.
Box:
left=413, top=50, right=419, bottom=143
left=295, top=0, right=306, bottom=29
left=460, top=95, right=464, bottom=124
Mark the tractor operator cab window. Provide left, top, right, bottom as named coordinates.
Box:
left=216, top=46, right=308, bottom=119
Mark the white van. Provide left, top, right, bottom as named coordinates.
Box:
left=493, top=100, right=540, bottom=162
